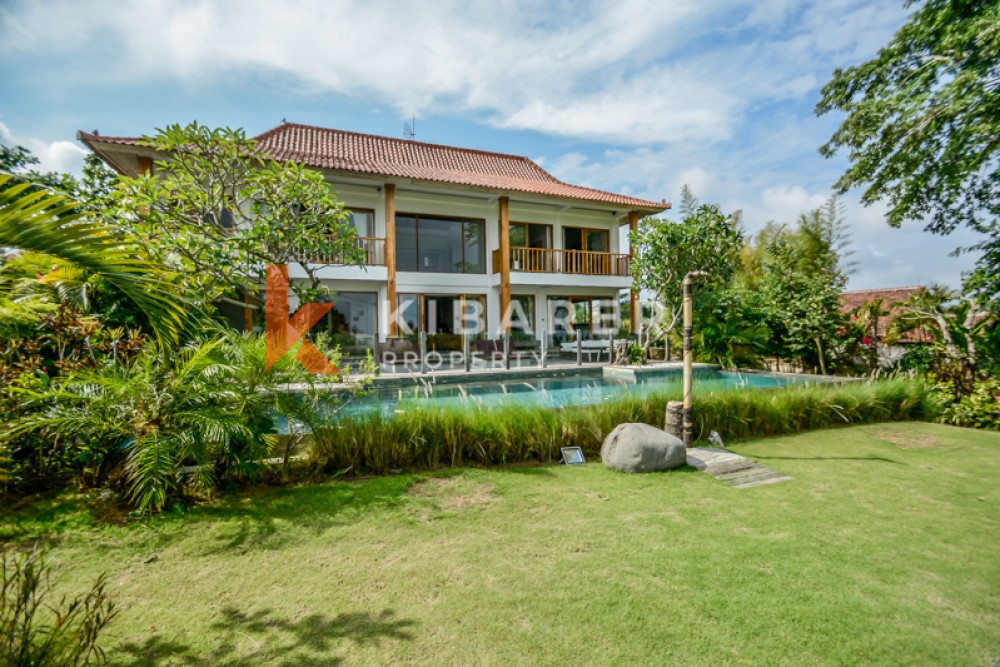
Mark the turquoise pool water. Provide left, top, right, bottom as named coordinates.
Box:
left=298, top=368, right=823, bottom=425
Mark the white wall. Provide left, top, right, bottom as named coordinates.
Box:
left=314, top=178, right=633, bottom=340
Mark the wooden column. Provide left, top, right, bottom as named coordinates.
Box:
left=498, top=196, right=511, bottom=334
left=385, top=184, right=397, bottom=337
left=136, top=155, right=153, bottom=175
left=628, top=210, right=640, bottom=334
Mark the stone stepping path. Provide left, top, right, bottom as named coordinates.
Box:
left=686, top=447, right=792, bottom=488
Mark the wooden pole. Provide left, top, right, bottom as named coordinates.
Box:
left=385, top=184, right=397, bottom=337
left=682, top=271, right=708, bottom=447
left=628, top=211, right=640, bottom=335
left=498, top=196, right=511, bottom=335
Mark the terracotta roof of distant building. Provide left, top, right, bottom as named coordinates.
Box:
left=78, top=122, right=669, bottom=212
left=839, top=285, right=933, bottom=342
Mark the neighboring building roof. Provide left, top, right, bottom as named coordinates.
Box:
left=78, top=121, right=670, bottom=212
left=839, top=286, right=933, bottom=343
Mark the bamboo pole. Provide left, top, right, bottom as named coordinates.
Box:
left=682, top=271, right=708, bottom=447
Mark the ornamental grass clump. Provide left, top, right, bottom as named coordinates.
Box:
left=310, top=378, right=939, bottom=474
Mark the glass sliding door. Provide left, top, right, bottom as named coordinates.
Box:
left=346, top=209, right=375, bottom=236
left=322, top=291, right=377, bottom=356
left=586, top=229, right=609, bottom=252
left=462, top=222, right=484, bottom=273
left=395, top=293, right=420, bottom=337
left=510, top=223, right=552, bottom=271
left=395, top=216, right=418, bottom=272
left=394, top=213, right=486, bottom=274
left=563, top=227, right=609, bottom=252
left=563, top=227, right=611, bottom=274
left=510, top=295, right=535, bottom=337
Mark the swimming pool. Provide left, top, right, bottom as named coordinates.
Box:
left=302, top=367, right=827, bottom=423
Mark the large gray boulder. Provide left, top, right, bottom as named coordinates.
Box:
left=601, top=423, right=686, bottom=473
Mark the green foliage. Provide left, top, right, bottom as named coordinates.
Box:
left=1, top=548, right=117, bottom=666
left=629, top=190, right=744, bottom=346
left=112, top=122, right=363, bottom=315
left=896, top=345, right=938, bottom=374
left=693, top=288, right=769, bottom=368
left=739, top=198, right=852, bottom=374
left=0, top=173, right=186, bottom=344
left=887, top=285, right=994, bottom=393
left=1, top=331, right=341, bottom=512
left=626, top=341, right=643, bottom=365
left=936, top=378, right=1000, bottom=430
left=816, top=0, right=1000, bottom=305
left=0, top=252, right=147, bottom=332
left=310, top=380, right=937, bottom=474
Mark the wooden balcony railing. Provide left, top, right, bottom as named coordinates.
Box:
left=507, top=247, right=631, bottom=277
left=304, top=236, right=386, bottom=266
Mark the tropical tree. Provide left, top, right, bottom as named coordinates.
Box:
left=629, top=187, right=744, bottom=353
left=888, top=285, right=994, bottom=393
left=816, top=0, right=1000, bottom=306
left=112, top=123, right=365, bottom=318
left=755, top=240, right=846, bottom=375
left=0, top=173, right=185, bottom=343
left=3, top=331, right=322, bottom=511
left=742, top=198, right=853, bottom=374
left=852, top=297, right=891, bottom=364
left=692, top=288, right=768, bottom=368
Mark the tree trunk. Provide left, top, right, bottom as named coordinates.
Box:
left=814, top=336, right=827, bottom=375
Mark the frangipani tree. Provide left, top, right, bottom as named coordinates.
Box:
left=629, top=188, right=744, bottom=354
left=113, top=123, right=365, bottom=318
left=888, top=285, right=995, bottom=393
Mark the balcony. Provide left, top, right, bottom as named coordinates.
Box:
left=492, top=247, right=631, bottom=277
left=304, top=236, right=386, bottom=266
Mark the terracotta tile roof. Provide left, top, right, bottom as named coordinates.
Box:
left=839, top=286, right=933, bottom=343
left=78, top=122, right=669, bottom=212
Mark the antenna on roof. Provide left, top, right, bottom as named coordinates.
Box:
left=403, top=115, right=416, bottom=141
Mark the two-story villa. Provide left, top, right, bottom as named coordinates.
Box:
left=79, top=122, right=669, bottom=351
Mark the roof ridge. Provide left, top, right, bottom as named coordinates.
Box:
left=259, top=121, right=559, bottom=181
left=80, top=124, right=671, bottom=211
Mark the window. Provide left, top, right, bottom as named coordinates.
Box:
left=394, top=293, right=486, bottom=338
left=509, top=223, right=551, bottom=249
left=394, top=214, right=486, bottom=274
left=326, top=292, right=377, bottom=338
left=346, top=209, right=375, bottom=237
left=510, top=295, right=535, bottom=335
left=396, top=217, right=418, bottom=272
left=563, top=227, right=609, bottom=252
left=395, top=293, right=420, bottom=335
left=547, top=295, right=618, bottom=342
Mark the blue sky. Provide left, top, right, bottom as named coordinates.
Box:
left=0, top=0, right=984, bottom=290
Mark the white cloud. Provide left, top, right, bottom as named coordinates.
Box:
left=544, top=144, right=982, bottom=291
left=0, top=0, right=908, bottom=146
left=3, top=0, right=959, bottom=288
left=0, top=120, right=87, bottom=174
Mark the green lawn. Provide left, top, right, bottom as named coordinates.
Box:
left=3, top=422, right=999, bottom=665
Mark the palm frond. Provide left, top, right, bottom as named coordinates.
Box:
left=0, top=173, right=188, bottom=343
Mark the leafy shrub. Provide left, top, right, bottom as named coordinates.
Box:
left=895, top=345, right=938, bottom=374
left=937, top=379, right=1000, bottom=430
left=1, top=548, right=117, bottom=666
left=0, top=331, right=340, bottom=511
left=627, top=341, right=643, bottom=365
left=310, top=379, right=938, bottom=474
